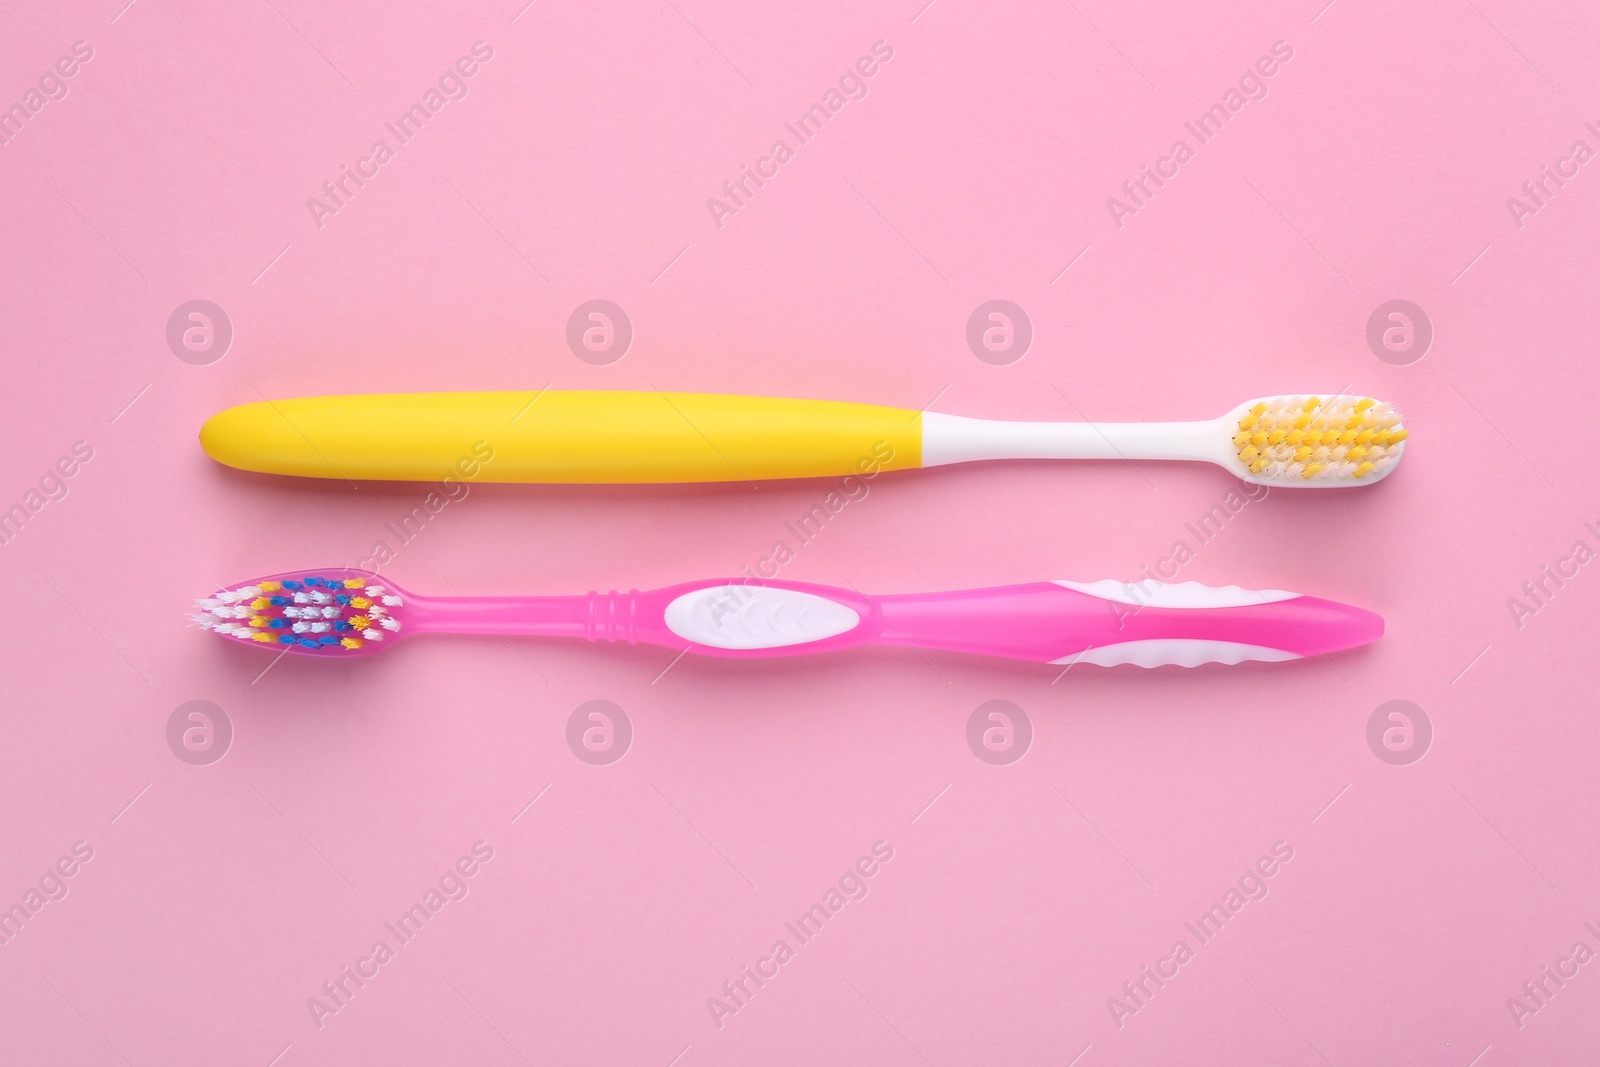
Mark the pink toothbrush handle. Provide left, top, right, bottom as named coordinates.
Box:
left=409, top=578, right=1381, bottom=667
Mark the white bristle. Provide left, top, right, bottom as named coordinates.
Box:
left=321, top=606, right=341, bottom=619
left=362, top=629, right=384, bottom=640
left=379, top=618, right=401, bottom=631
left=381, top=596, right=401, bottom=606
left=365, top=586, right=386, bottom=595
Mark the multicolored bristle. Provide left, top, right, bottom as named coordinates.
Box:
left=192, top=571, right=403, bottom=656
left=1231, top=396, right=1406, bottom=483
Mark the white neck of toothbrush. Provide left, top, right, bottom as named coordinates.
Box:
left=920, top=412, right=1225, bottom=465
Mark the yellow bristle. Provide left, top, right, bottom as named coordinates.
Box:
left=350, top=597, right=370, bottom=609
left=1234, top=395, right=1402, bottom=483
left=350, top=616, right=370, bottom=630
left=249, top=616, right=269, bottom=628
left=340, top=638, right=363, bottom=650
left=251, top=597, right=270, bottom=610
left=343, top=578, right=365, bottom=588
left=252, top=632, right=276, bottom=643
left=260, top=581, right=282, bottom=592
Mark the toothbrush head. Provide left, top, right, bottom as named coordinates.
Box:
left=1225, top=395, right=1406, bottom=488
left=192, top=569, right=405, bottom=657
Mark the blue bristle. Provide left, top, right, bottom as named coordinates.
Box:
left=282, top=580, right=303, bottom=591
left=334, top=621, right=352, bottom=631
left=278, top=634, right=295, bottom=644
left=270, top=596, right=289, bottom=607
left=318, top=634, right=339, bottom=645
left=269, top=619, right=288, bottom=629
left=297, top=637, right=319, bottom=648
left=334, top=594, right=351, bottom=605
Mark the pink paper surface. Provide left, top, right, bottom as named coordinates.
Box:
left=2, top=0, right=1597, bottom=1063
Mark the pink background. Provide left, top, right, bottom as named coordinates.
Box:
left=2, top=0, right=1598, bottom=1063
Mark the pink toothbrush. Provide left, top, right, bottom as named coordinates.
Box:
left=193, top=570, right=1381, bottom=668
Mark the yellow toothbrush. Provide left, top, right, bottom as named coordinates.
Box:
left=199, top=391, right=1405, bottom=487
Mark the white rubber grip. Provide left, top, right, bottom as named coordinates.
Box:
left=663, top=585, right=861, bottom=649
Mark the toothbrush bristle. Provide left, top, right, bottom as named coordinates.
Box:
left=191, top=571, right=403, bottom=656
left=1232, top=396, right=1406, bottom=483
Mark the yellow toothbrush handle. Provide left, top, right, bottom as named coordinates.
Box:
left=200, top=391, right=924, bottom=484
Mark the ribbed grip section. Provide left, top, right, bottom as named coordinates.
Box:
left=584, top=590, right=642, bottom=644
